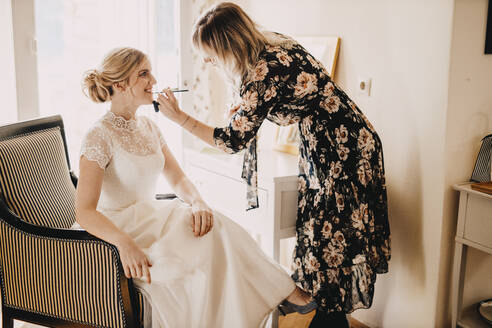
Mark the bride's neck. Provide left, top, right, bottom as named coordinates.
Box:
left=110, top=99, right=138, bottom=120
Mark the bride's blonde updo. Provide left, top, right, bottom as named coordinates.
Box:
left=82, top=47, right=146, bottom=103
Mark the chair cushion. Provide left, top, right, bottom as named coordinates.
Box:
left=0, top=127, right=75, bottom=228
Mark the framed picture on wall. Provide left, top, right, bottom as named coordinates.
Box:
left=274, top=124, right=301, bottom=155
left=486, top=0, right=492, bottom=54
left=295, top=36, right=341, bottom=79
left=273, top=36, right=341, bottom=155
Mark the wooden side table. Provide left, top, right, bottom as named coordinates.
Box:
left=452, top=183, right=492, bottom=327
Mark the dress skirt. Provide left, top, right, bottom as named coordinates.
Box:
left=100, top=198, right=296, bottom=328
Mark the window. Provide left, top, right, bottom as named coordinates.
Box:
left=32, top=0, right=185, bottom=191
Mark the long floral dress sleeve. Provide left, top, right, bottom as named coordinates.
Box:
left=214, top=66, right=279, bottom=209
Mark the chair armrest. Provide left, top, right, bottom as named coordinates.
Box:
left=0, top=198, right=96, bottom=241
left=0, top=198, right=137, bottom=327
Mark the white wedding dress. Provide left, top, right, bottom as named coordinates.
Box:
left=76, top=111, right=296, bottom=328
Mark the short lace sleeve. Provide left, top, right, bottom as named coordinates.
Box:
left=142, top=116, right=167, bottom=149
left=80, top=125, right=113, bottom=169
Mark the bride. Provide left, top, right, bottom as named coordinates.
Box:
left=75, top=47, right=315, bottom=327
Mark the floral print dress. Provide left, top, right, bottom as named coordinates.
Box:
left=213, top=32, right=390, bottom=314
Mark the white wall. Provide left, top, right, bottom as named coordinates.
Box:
left=232, top=0, right=455, bottom=327
left=437, top=0, right=492, bottom=324
left=0, top=0, right=18, bottom=124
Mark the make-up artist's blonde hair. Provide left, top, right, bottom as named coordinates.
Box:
left=192, top=2, right=266, bottom=78
left=82, top=47, right=147, bottom=103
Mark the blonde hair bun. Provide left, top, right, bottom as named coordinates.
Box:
left=82, top=47, right=147, bottom=103
left=83, top=69, right=112, bottom=103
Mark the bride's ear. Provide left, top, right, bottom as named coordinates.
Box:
left=113, top=81, right=127, bottom=93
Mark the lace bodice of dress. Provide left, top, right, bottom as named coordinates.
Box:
left=80, top=111, right=166, bottom=211
left=101, top=111, right=166, bottom=156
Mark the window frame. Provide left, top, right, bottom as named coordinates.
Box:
left=11, top=0, right=40, bottom=121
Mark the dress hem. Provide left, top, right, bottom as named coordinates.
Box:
left=259, top=283, right=297, bottom=327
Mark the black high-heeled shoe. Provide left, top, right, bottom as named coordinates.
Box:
left=278, top=299, right=317, bottom=316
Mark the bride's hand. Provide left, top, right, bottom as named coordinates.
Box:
left=190, top=200, right=214, bottom=237
left=156, top=88, right=186, bottom=124
left=116, top=235, right=152, bottom=283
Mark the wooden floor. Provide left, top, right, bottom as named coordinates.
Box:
left=279, top=310, right=317, bottom=328
left=16, top=312, right=370, bottom=328
left=279, top=311, right=370, bottom=328
left=349, top=315, right=370, bottom=328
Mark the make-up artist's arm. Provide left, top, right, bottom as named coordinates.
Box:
left=156, top=88, right=215, bottom=147
left=156, top=81, right=276, bottom=154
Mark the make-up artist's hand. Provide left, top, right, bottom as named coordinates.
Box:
left=190, top=200, right=214, bottom=237
left=156, top=88, right=186, bottom=125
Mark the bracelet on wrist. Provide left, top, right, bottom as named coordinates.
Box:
left=180, top=114, right=190, bottom=127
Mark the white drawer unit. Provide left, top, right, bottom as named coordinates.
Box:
left=184, top=148, right=299, bottom=261
left=187, top=164, right=268, bottom=243
left=452, top=183, right=492, bottom=328
left=462, top=195, right=492, bottom=249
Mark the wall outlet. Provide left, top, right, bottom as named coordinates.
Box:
left=357, top=77, right=372, bottom=96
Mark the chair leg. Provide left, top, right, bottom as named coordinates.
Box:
left=2, top=310, right=13, bottom=328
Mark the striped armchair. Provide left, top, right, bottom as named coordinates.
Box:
left=0, top=116, right=149, bottom=327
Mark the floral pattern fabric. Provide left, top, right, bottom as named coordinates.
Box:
left=213, top=32, right=390, bottom=314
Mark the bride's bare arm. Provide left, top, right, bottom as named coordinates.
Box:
left=160, top=143, right=213, bottom=237
left=160, top=143, right=202, bottom=205
left=75, top=157, right=152, bottom=283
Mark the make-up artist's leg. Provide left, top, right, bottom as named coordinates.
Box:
left=308, top=310, right=349, bottom=328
